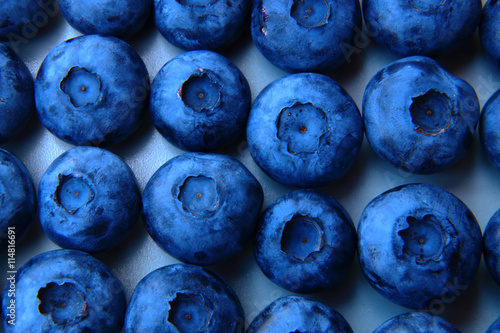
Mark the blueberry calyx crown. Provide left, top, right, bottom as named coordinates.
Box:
left=168, top=292, right=212, bottom=331
left=179, top=71, right=221, bottom=114
left=55, top=174, right=95, bottom=214
left=37, top=282, right=88, bottom=326
left=177, top=175, right=220, bottom=216
left=176, top=0, right=219, bottom=6
left=60, top=67, right=102, bottom=108
left=281, top=214, right=325, bottom=260
left=409, top=89, right=452, bottom=136
left=291, top=0, right=330, bottom=29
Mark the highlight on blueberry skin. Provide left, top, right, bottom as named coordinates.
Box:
left=58, top=0, right=152, bottom=37
left=357, top=183, right=482, bottom=310
left=483, top=209, right=500, bottom=284
left=38, top=146, right=141, bottom=252
left=480, top=0, right=500, bottom=66
left=1, top=249, right=126, bottom=332
left=35, top=34, right=149, bottom=146
left=246, top=296, right=353, bottom=332
left=363, top=56, right=480, bottom=174
left=363, top=0, right=481, bottom=57
left=480, top=89, right=500, bottom=171
left=153, top=0, right=251, bottom=50
left=142, top=152, right=264, bottom=266
left=150, top=50, right=251, bottom=152
left=0, top=0, right=56, bottom=40
left=125, top=264, right=244, bottom=333
left=0, top=43, right=34, bottom=142
left=247, top=73, right=363, bottom=187
left=254, top=189, right=357, bottom=293
left=372, top=311, right=460, bottom=333
left=0, top=149, right=36, bottom=248
left=251, top=0, right=362, bottom=72
left=486, top=316, right=500, bottom=333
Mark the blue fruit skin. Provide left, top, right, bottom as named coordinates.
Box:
left=480, top=0, right=500, bottom=65
left=150, top=50, right=251, bottom=152
left=154, top=0, right=251, bottom=50
left=363, top=56, right=479, bottom=174
left=357, top=183, right=482, bottom=310
left=363, top=0, right=481, bottom=57
left=254, top=189, right=357, bottom=293
left=480, top=89, right=500, bottom=171
left=483, top=209, right=500, bottom=283
left=125, top=264, right=244, bottom=332
left=38, top=146, right=141, bottom=252
left=143, top=152, right=264, bottom=265
left=35, top=34, right=149, bottom=146
left=247, top=296, right=353, bottom=332
left=487, top=316, right=500, bottom=333
left=247, top=73, right=363, bottom=187
left=251, top=0, right=362, bottom=72
left=59, top=0, right=152, bottom=37
left=372, top=312, right=460, bottom=333
left=0, top=0, right=56, bottom=40
left=0, top=149, right=36, bottom=247
left=0, top=43, right=34, bottom=142
left=1, top=249, right=126, bottom=332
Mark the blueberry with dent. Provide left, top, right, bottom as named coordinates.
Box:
left=254, top=189, right=357, bottom=293
left=125, top=264, right=244, bottom=332
left=35, top=34, right=149, bottom=146
left=38, top=146, right=141, bottom=252
left=0, top=149, right=36, bottom=248
left=1, top=249, right=126, bottom=332
left=250, top=0, right=362, bottom=72
left=247, top=73, right=363, bottom=187
left=483, top=208, right=500, bottom=284
left=153, top=0, right=251, bottom=50
left=0, top=43, right=34, bottom=142
left=142, top=152, right=264, bottom=265
left=357, top=183, right=482, bottom=310
left=363, top=56, right=480, bottom=174
left=363, top=0, right=481, bottom=57
left=246, top=296, right=353, bottom=332
left=150, top=50, right=251, bottom=152
left=372, top=311, right=460, bottom=333
left=480, top=89, right=500, bottom=171
left=58, top=0, right=152, bottom=37
left=480, top=0, right=500, bottom=65
left=0, top=0, right=56, bottom=40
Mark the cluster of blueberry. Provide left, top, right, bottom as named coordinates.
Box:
left=0, top=0, right=499, bottom=331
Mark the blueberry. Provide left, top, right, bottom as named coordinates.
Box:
left=483, top=208, right=500, bottom=284
left=357, top=183, right=482, bottom=310
left=247, top=73, right=363, bottom=187
left=125, top=263, right=244, bottom=332
left=363, top=0, right=481, bottom=57
left=480, top=89, right=500, bottom=171
left=246, top=296, right=353, bottom=332
left=363, top=56, right=479, bottom=174
left=58, top=0, right=152, bottom=37
left=0, top=43, right=34, bottom=142
left=142, top=152, right=263, bottom=265
left=0, top=149, right=36, bottom=247
left=1, top=249, right=126, bottom=332
left=35, top=34, right=149, bottom=146
left=254, top=189, right=356, bottom=293
left=38, top=146, right=141, bottom=252
left=153, top=0, right=251, bottom=50
left=150, top=50, right=251, bottom=152
left=372, top=311, right=460, bottom=333
left=0, top=0, right=56, bottom=41
left=250, top=0, right=362, bottom=72
left=487, top=316, right=500, bottom=333
left=480, top=0, right=500, bottom=65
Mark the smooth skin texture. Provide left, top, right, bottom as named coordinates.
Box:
left=150, top=50, right=251, bottom=151
left=125, top=264, right=244, bottom=332
left=0, top=43, right=34, bottom=142
left=0, top=0, right=56, bottom=40
left=254, top=189, right=357, bottom=293
left=1, top=249, right=126, bottom=332
left=59, top=0, right=152, bottom=37
left=480, top=89, right=500, bottom=171
left=372, top=312, right=460, bottom=333
left=363, top=0, right=482, bottom=57
left=357, top=183, right=482, bottom=310
left=35, top=34, right=149, bottom=146
left=0, top=149, right=36, bottom=248
left=480, top=0, right=500, bottom=65
left=38, top=146, right=141, bottom=252
left=363, top=56, right=480, bottom=174
left=247, top=73, right=363, bottom=187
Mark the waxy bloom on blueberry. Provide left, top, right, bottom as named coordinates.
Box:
left=372, top=312, right=460, bottom=332
left=480, top=89, right=500, bottom=171
left=480, top=0, right=500, bottom=65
